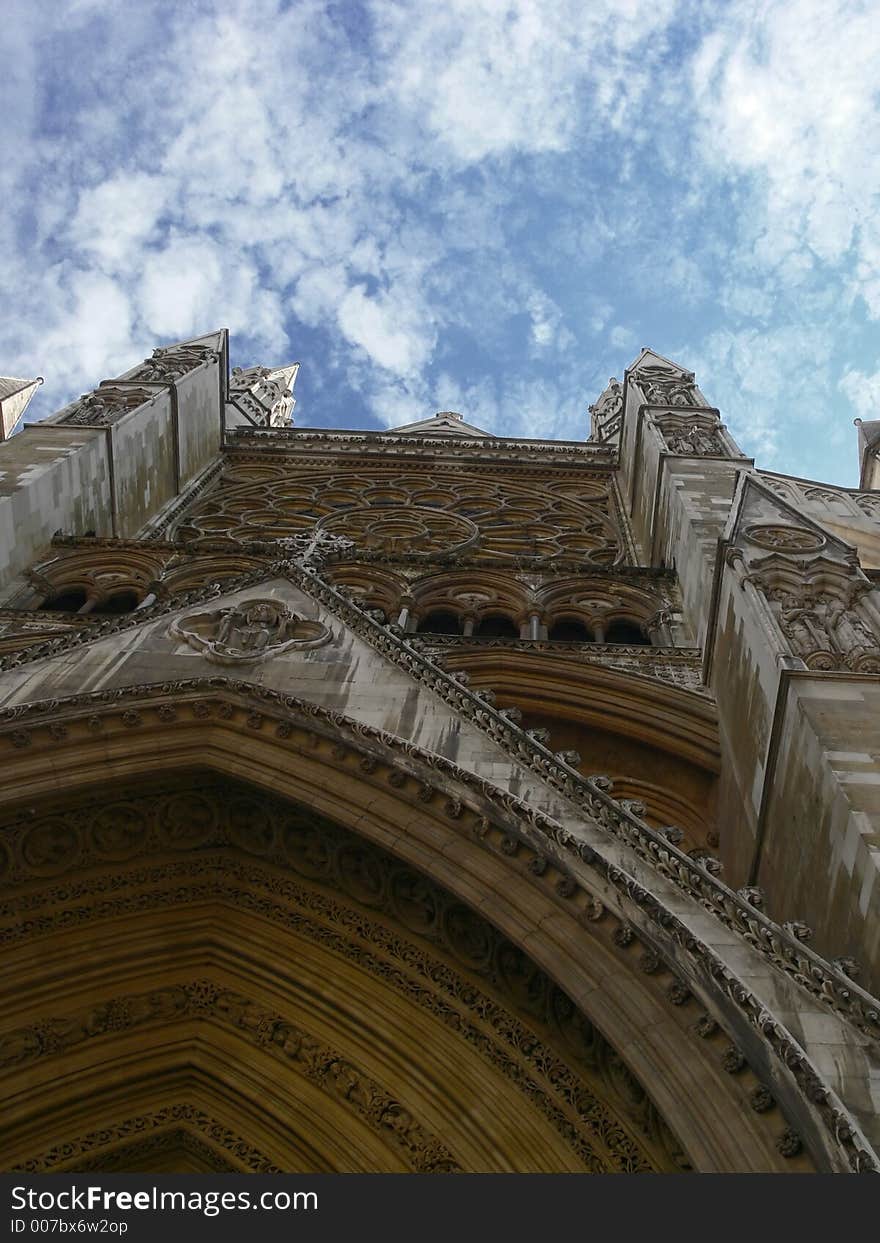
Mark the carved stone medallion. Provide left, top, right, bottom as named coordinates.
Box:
left=171, top=598, right=330, bottom=664
left=743, top=524, right=825, bottom=553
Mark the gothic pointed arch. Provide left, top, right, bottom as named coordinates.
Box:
left=0, top=682, right=876, bottom=1173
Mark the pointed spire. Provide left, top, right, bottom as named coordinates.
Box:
left=588, top=377, right=623, bottom=443
left=0, top=375, right=43, bottom=441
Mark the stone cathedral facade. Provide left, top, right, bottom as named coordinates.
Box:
left=0, top=330, right=879, bottom=1174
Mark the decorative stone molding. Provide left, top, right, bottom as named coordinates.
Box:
left=170, top=599, right=330, bottom=664
left=126, top=343, right=220, bottom=384
left=1, top=975, right=459, bottom=1173
left=744, top=524, right=826, bottom=553
left=413, top=633, right=705, bottom=692
left=15, top=1105, right=279, bottom=1175
left=0, top=781, right=693, bottom=1173
left=655, top=413, right=728, bottom=458
left=227, top=427, right=617, bottom=468
left=633, top=367, right=702, bottom=408
left=55, top=386, right=157, bottom=427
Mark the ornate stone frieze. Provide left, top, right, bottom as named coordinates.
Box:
left=655, top=414, right=728, bottom=458
left=170, top=599, right=330, bottom=664
left=227, top=427, right=616, bottom=468
left=634, top=367, right=701, bottom=408
left=15, top=1105, right=280, bottom=1174
left=56, top=386, right=157, bottom=427
left=737, top=548, right=880, bottom=674
left=126, top=343, right=220, bottom=383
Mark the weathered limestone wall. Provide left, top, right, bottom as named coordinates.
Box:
left=759, top=674, right=880, bottom=985
left=0, top=425, right=113, bottom=588
left=652, top=457, right=741, bottom=647
left=615, top=379, right=880, bottom=986
left=0, top=354, right=224, bottom=593
left=109, top=393, right=177, bottom=536
left=709, top=553, right=795, bottom=886
left=174, top=362, right=225, bottom=485
left=700, top=489, right=880, bottom=989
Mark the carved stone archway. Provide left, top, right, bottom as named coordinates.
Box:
left=0, top=681, right=876, bottom=1172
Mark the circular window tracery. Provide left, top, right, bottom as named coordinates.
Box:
left=175, top=467, right=623, bottom=566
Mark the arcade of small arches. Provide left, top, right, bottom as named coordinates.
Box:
left=324, top=565, right=674, bottom=648
left=3, top=554, right=678, bottom=651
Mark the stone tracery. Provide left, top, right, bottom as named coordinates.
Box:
left=172, top=461, right=625, bottom=566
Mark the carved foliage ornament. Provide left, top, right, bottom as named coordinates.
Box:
left=127, top=344, right=219, bottom=383
left=171, top=598, right=330, bottom=664
left=57, top=387, right=157, bottom=427
left=656, top=415, right=727, bottom=458
left=635, top=366, right=700, bottom=408
left=764, top=582, right=880, bottom=673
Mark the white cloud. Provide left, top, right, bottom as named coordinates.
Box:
left=609, top=325, right=636, bottom=351
left=69, top=173, right=169, bottom=268
left=840, top=368, right=880, bottom=422
left=371, top=0, right=679, bottom=162
left=337, top=284, right=435, bottom=376
left=691, top=1, right=880, bottom=309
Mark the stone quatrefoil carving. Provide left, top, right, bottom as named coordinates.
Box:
left=171, top=598, right=330, bottom=664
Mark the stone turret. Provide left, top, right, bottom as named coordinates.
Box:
left=228, top=362, right=299, bottom=428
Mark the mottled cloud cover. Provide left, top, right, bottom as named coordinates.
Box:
left=3, top=0, right=878, bottom=483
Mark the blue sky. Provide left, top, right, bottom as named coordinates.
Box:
left=3, top=0, right=879, bottom=485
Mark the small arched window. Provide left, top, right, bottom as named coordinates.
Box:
left=548, top=617, right=591, bottom=643
left=417, top=609, right=461, bottom=635
left=42, top=587, right=89, bottom=613
left=605, top=619, right=650, bottom=646
left=473, top=612, right=518, bottom=638
left=93, top=590, right=141, bottom=616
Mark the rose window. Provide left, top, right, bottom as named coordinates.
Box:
left=175, top=465, right=623, bottom=566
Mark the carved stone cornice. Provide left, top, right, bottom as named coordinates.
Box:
left=412, top=633, right=705, bottom=692
left=226, top=428, right=616, bottom=469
